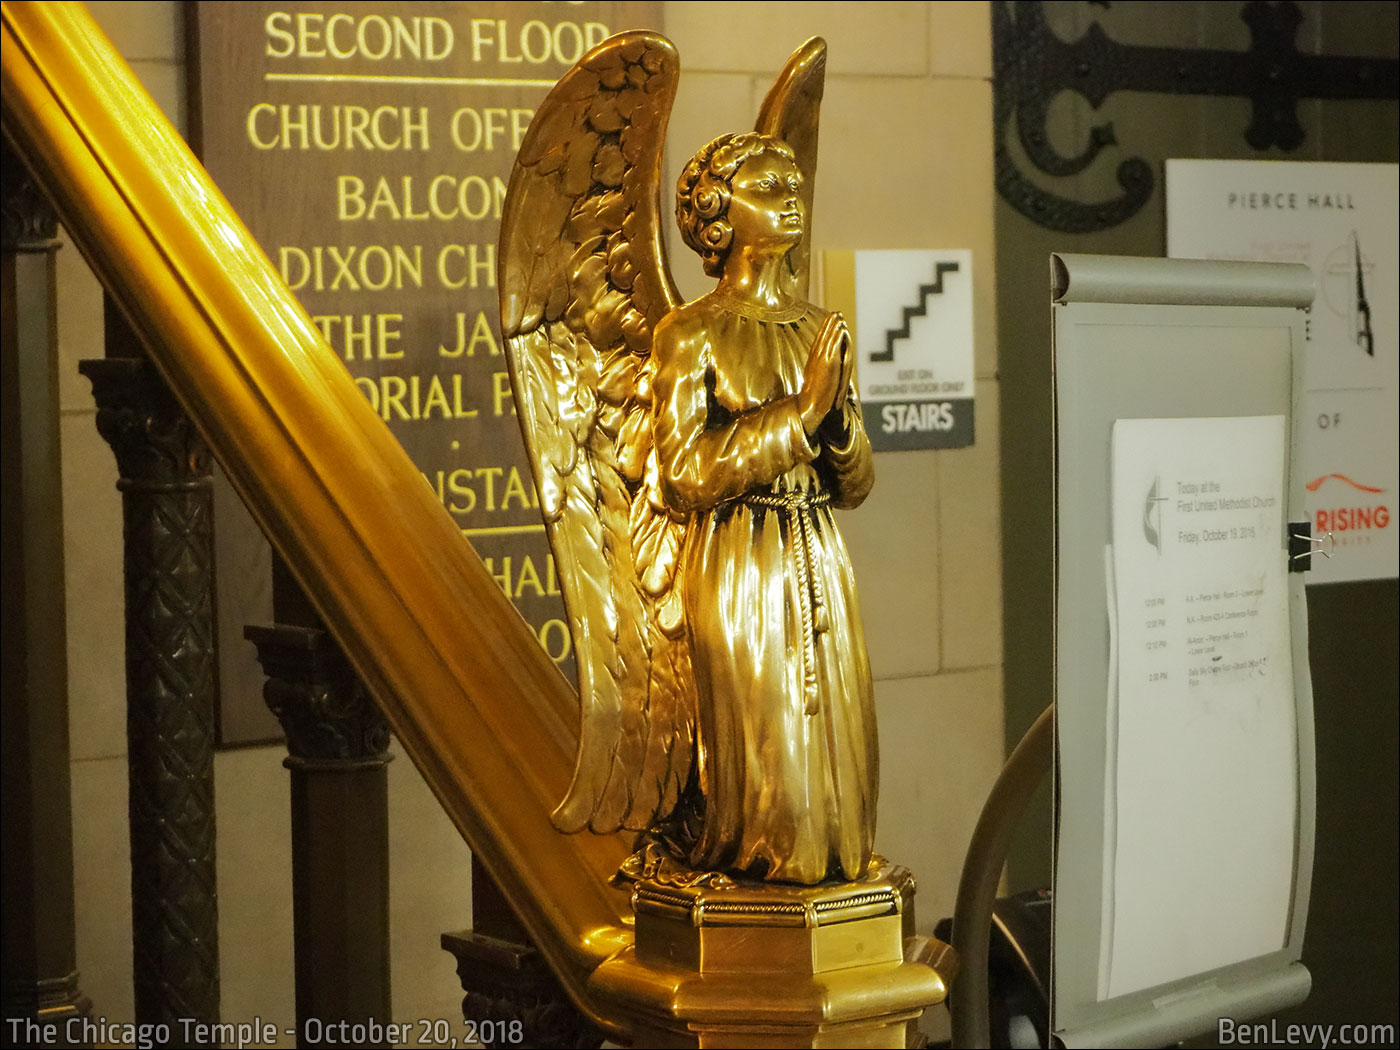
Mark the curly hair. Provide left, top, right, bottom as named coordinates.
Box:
left=676, top=132, right=795, bottom=277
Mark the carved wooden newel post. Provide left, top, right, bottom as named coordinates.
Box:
left=81, top=309, right=220, bottom=1043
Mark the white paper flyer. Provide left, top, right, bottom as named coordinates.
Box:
left=1103, top=415, right=1296, bottom=1000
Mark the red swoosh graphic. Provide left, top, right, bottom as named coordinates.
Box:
left=1306, top=473, right=1386, bottom=494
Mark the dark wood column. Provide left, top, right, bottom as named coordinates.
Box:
left=1, top=139, right=93, bottom=1049
left=80, top=310, right=220, bottom=1043
left=247, top=569, right=392, bottom=1042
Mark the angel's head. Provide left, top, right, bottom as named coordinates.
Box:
left=677, top=133, right=802, bottom=277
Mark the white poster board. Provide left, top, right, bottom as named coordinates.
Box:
left=1167, top=160, right=1399, bottom=584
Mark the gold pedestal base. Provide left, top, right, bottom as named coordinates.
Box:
left=589, top=861, right=952, bottom=1048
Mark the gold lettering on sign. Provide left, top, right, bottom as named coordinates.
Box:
left=309, top=313, right=404, bottom=360
left=438, top=311, right=502, bottom=357
left=428, top=467, right=542, bottom=515
left=467, top=19, right=609, bottom=65
left=491, top=370, right=515, bottom=416
left=337, top=174, right=507, bottom=221
left=354, top=373, right=483, bottom=421
left=537, top=618, right=572, bottom=662
left=264, top=12, right=454, bottom=61
left=449, top=108, right=534, bottom=152
left=482, top=554, right=561, bottom=598
left=279, top=245, right=424, bottom=291
left=247, top=104, right=430, bottom=151
left=435, top=244, right=496, bottom=289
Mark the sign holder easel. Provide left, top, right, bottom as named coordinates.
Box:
left=1051, top=253, right=1318, bottom=1047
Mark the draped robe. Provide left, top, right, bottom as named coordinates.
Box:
left=652, top=297, right=877, bottom=883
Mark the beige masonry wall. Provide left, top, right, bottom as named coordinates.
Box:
left=55, top=2, right=1000, bottom=1041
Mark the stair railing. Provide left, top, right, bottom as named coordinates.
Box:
left=2, top=0, right=635, bottom=1032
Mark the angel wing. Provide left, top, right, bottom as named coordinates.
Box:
left=499, top=33, right=829, bottom=837
left=501, top=32, right=690, bottom=834
left=756, top=37, right=827, bottom=299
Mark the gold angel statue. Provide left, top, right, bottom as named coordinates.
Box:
left=500, top=34, right=876, bottom=885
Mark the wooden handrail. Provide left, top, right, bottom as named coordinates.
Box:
left=1, top=0, right=631, bottom=1024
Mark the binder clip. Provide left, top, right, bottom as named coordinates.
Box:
left=1289, top=521, right=1334, bottom=573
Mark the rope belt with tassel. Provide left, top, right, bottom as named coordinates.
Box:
left=743, top=488, right=832, bottom=715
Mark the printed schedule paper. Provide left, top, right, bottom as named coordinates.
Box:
left=1103, top=415, right=1296, bottom=1000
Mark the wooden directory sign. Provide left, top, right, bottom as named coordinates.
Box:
left=191, top=1, right=661, bottom=703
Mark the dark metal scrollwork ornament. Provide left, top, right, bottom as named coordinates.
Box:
left=994, top=0, right=1400, bottom=233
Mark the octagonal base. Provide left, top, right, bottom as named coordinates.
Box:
left=588, top=860, right=953, bottom=1048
